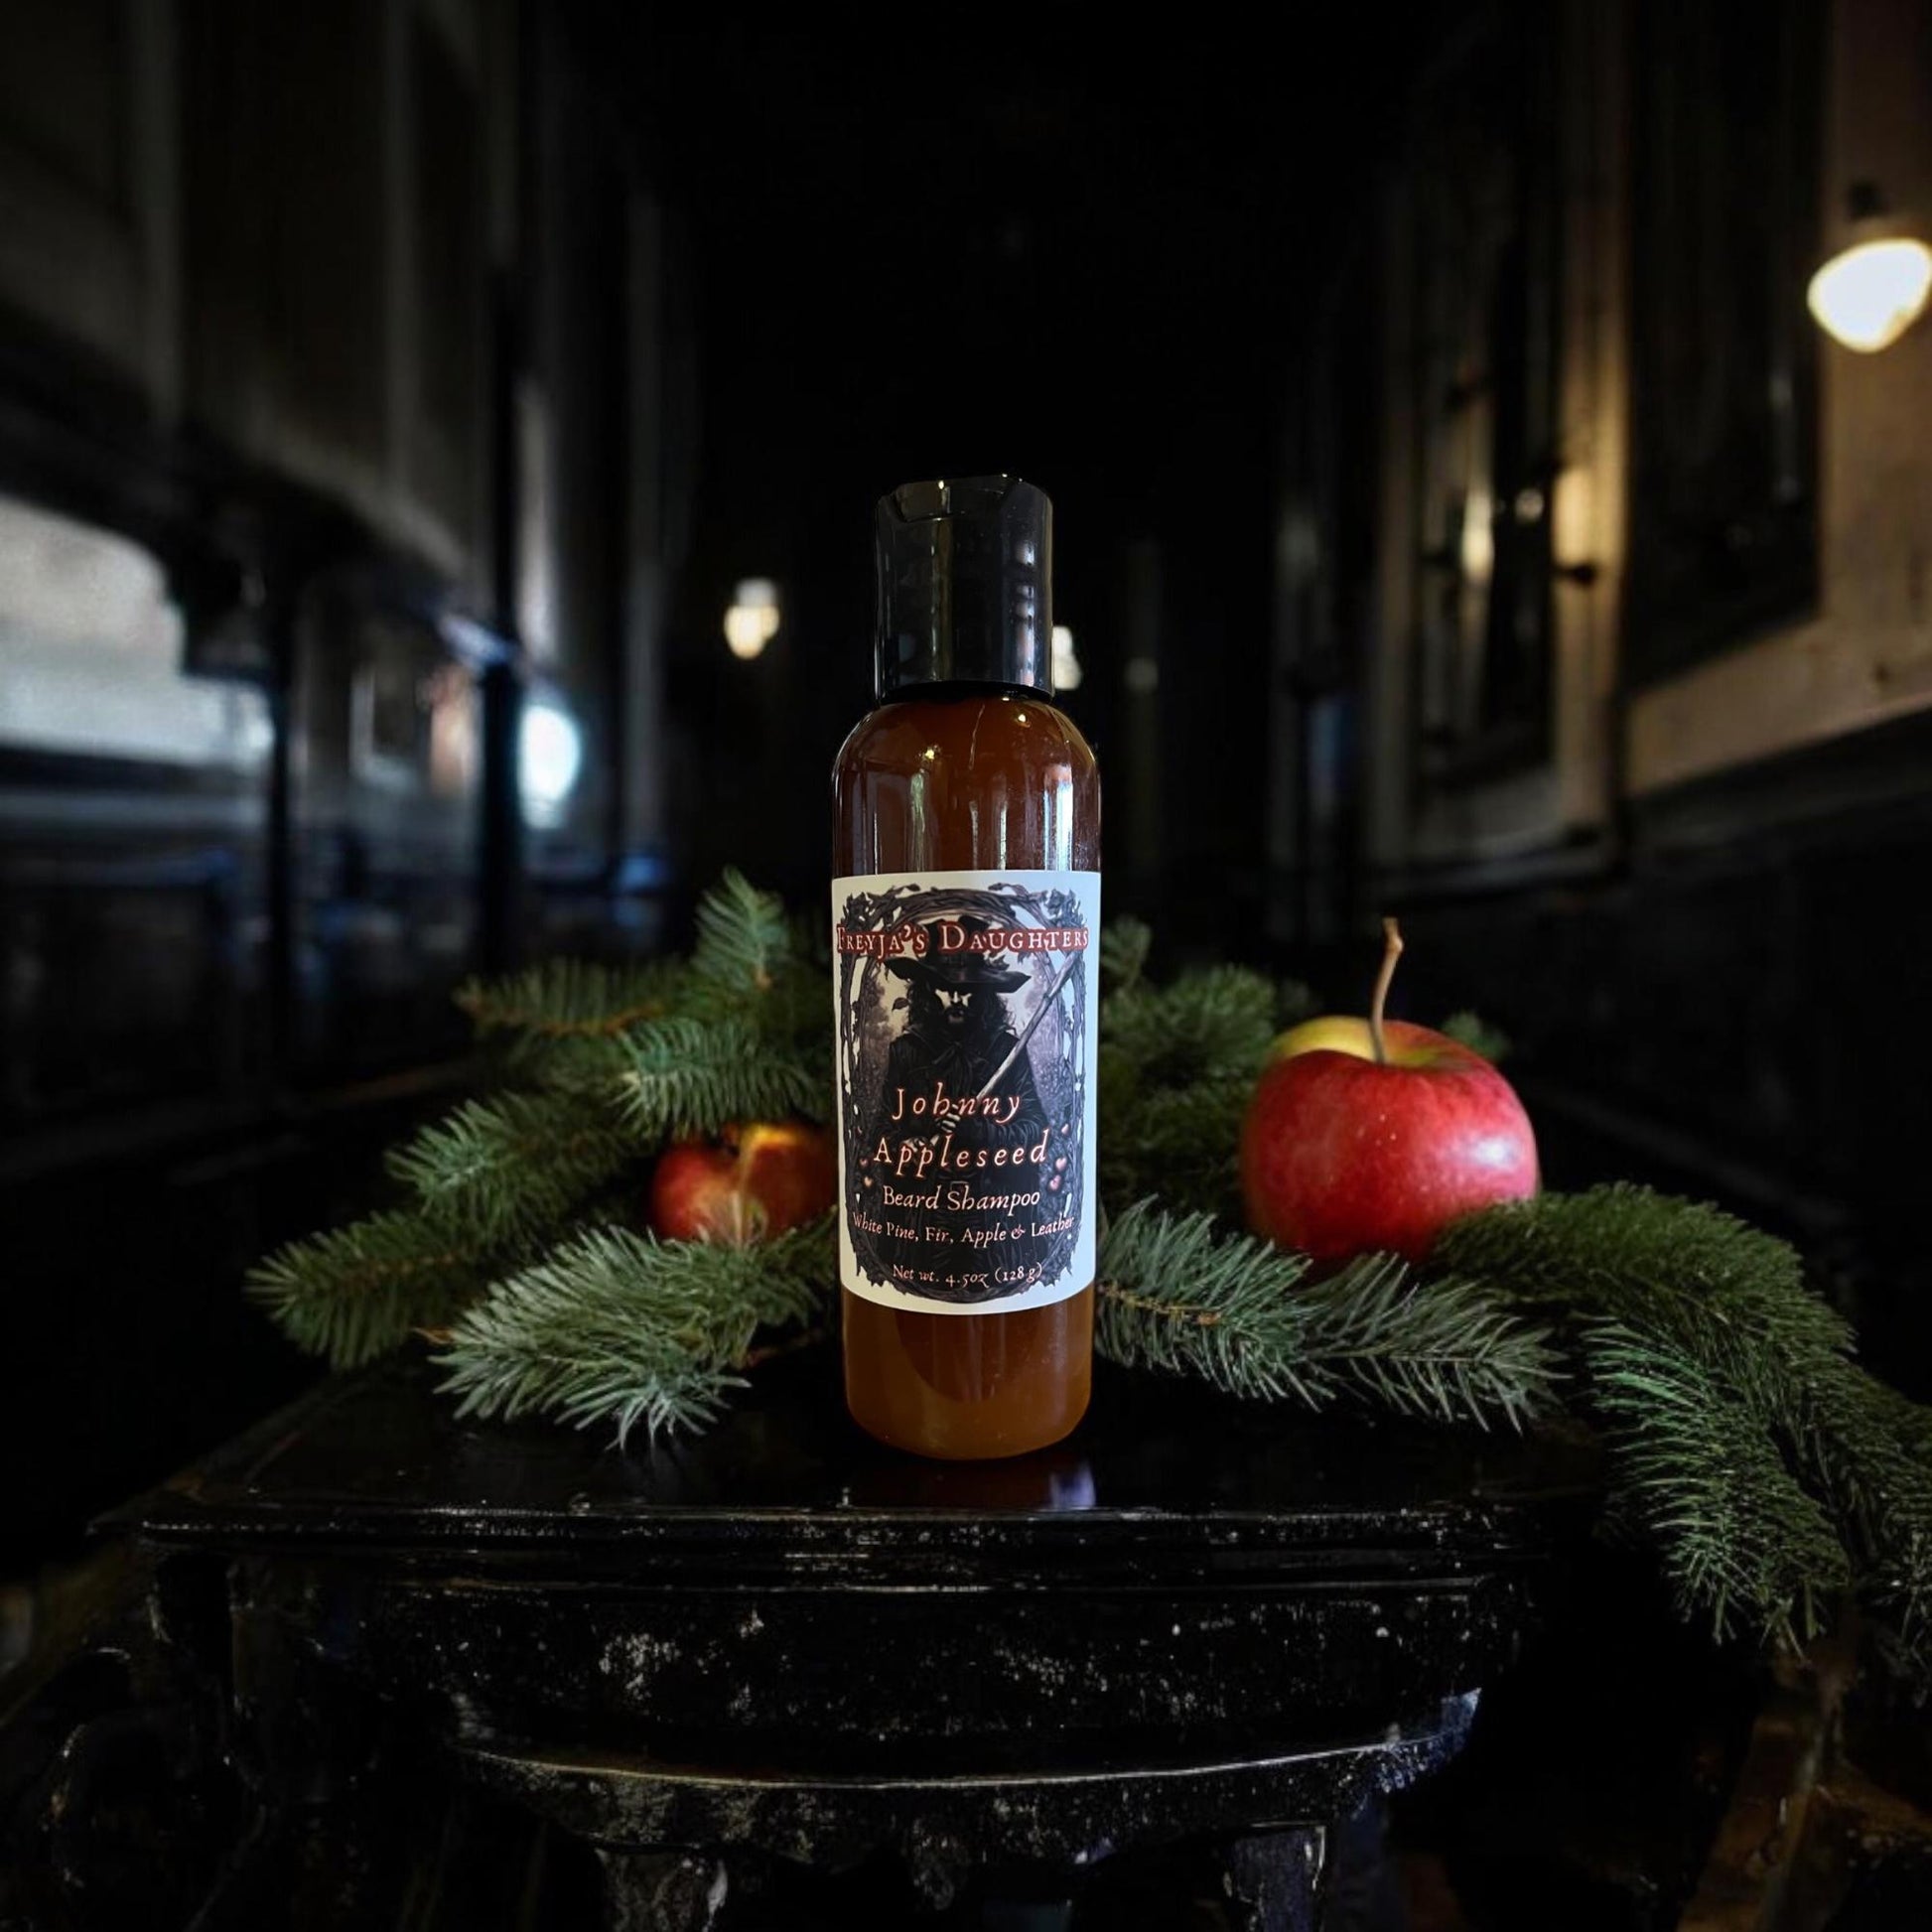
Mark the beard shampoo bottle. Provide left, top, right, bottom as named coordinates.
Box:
left=831, top=477, right=1101, bottom=1459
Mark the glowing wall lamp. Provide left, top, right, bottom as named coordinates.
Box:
left=723, top=578, right=781, bottom=659
left=519, top=691, right=583, bottom=829
left=1050, top=622, right=1083, bottom=691
left=1808, top=182, right=1932, bottom=353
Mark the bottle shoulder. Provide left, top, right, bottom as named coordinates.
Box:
left=832, top=689, right=1098, bottom=779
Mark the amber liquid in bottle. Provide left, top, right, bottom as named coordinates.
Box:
left=834, top=475, right=1100, bottom=1458
left=835, top=688, right=1100, bottom=1456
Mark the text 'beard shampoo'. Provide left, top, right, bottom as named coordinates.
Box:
left=831, top=477, right=1101, bottom=1459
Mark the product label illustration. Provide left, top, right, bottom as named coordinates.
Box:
left=832, top=870, right=1101, bottom=1312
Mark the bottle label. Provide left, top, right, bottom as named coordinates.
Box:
left=832, top=869, right=1100, bottom=1313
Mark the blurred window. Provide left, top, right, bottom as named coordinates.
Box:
left=0, top=492, right=270, bottom=769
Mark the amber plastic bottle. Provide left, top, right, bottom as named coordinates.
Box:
left=832, top=478, right=1101, bottom=1458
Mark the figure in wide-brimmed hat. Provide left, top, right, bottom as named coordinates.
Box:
left=860, top=916, right=1051, bottom=1285
left=875, top=917, right=1042, bottom=1109
left=885, top=916, right=1030, bottom=993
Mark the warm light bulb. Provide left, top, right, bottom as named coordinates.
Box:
left=1459, top=486, right=1495, bottom=585
left=723, top=606, right=770, bottom=658
left=723, top=577, right=780, bottom=659
left=1050, top=622, right=1083, bottom=691
left=1807, top=236, right=1932, bottom=351
left=519, top=697, right=582, bottom=827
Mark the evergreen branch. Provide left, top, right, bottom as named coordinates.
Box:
left=1439, top=1186, right=1890, bottom=1638
left=385, top=1091, right=637, bottom=1245
left=1101, top=965, right=1279, bottom=1090
left=691, top=867, right=793, bottom=1000
left=1435, top=1184, right=1855, bottom=1400
left=517, top=1030, right=648, bottom=1099
left=434, top=1218, right=834, bottom=1444
left=1098, top=1063, right=1253, bottom=1222
left=1875, top=1377, right=1932, bottom=1463
left=1098, top=966, right=1280, bottom=1219
left=1584, top=1320, right=1848, bottom=1649
left=1833, top=1374, right=1932, bottom=1686
left=610, top=1017, right=828, bottom=1141
left=1296, top=1259, right=1560, bottom=1431
left=456, top=959, right=681, bottom=1042
left=1096, top=1201, right=1324, bottom=1405
left=1094, top=1200, right=1558, bottom=1428
left=1797, top=1363, right=1932, bottom=1654
left=1100, top=917, right=1152, bottom=994
left=247, top=1209, right=486, bottom=1368
left=787, top=903, right=831, bottom=974
left=1440, top=1011, right=1510, bottom=1061
left=680, top=868, right=828, bottom=1044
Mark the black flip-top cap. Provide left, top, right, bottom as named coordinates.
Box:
left=874, top=475, right=1052, bottom=697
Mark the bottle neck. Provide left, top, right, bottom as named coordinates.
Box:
left=873, top=476, right=1053, bottom=698
left=871, top=677, right=1047, bottom=710
left=876, top=649, right=1051, bottom=699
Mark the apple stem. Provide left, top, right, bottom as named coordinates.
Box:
left=1369, top=917, right=1404, bottom=1066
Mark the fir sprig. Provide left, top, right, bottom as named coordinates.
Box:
left=455, top=958, right=678, bottom=1043
left=385, top=1091, right=636, bottom=1244
left=1434, top=1184, right=1855, bottom=1393
left=1440, top=1186, right=1932, bottom=1660
left=434, top=1217, right=834, bottom=1443
left=1295, top=1255, right=1560, bottom=1430
left=1441, top=1011, right=1510, bottom=1061
left=246, top=1209, right=487, bottom=1368
left=1098, top=965, right=1284, bottom=1220
left=1095, top=1200, right=1559, bottom=1428
left=690, top=867, right=792, bottom=999
left=1584, top=1319, right=1848, bottom=1647
left=682, top=867, right=828, bottom=1044
left=252, top=870, right=833, bottom=1382
left=1095, top=1202, right=1330, bottom=1406
left=1099, top=916, right=1153, bottom=995
left=1795, top=1361, right=1932, bottom=1654
left=609, top=1016, right=828, bottom=1140
left=1103, top=964, right=1279, bottom=1087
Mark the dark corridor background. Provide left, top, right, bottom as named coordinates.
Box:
left=3, top=0, right=1932, bottom=1571
left=644, top=16, right=1408, bottom=918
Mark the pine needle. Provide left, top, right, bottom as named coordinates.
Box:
left=610, top=1017, right=828, bottom=1140
left=1095, top=1201, right=1325, bottom=1405
left=681, top=868, right=829, bottom=1043
left=1296, top=1259, right=1560, bottom=1431
left=1442, top=1186, right=1932, bottom=1667
left=1100, top=918, right=1152, bottom=994
left=454, top=871, right=826, bottom=1070
left=691, top=867, right=792, bottom=998
left=434, top=1218, right=834, bottom=1444
left=1099, top=967, right=1279, bottom=1218
left=1798, top=1362, right=1932, bottom=1653
left=456, top=958, right=680, bottom=1041
left=247, top=1209, right=486, bottom=1368
left=1095, top=1200, right=1558, bottom=1428
left=1440, top=1011, right=1510, bottom=1061
left=384, top=1091, right=636, bottom=1244
left=1097, top=1057, right=1254, bottom=1225
left=1103, top=965, right=1278, bottom=1089
left=1437, top=1184, right=1855, bottom=1401
left=1585, top=1319, right=1848, bottom=1648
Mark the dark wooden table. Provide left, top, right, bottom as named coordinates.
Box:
left=68, top=1348, right=1601, bottom=1928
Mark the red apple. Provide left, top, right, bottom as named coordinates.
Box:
left=1240, top=922, right=1537, bottom=1264
left=648, top=1121, right=836, bottom=1246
